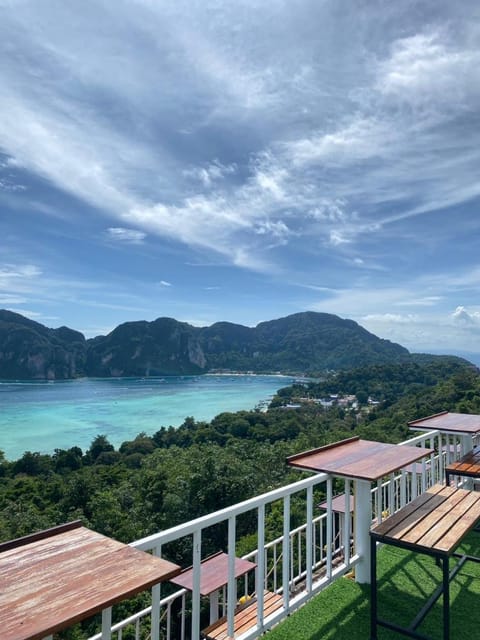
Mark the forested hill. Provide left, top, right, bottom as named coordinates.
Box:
left=0, top=309, right=414, bottom=379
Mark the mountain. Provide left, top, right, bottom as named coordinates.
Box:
left=0, top=310, right=87, bottom=380
left=0, top=309, right=412, bottom=380
left=86, top=317, right=206, bottom=377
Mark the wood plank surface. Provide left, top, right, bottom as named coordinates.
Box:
left=446, top=446, right=480, bottom=477
left=371, top=484, right=480, bottom=556
left=288, top=438, right=433, bottom=481
left=202, top=590, right=283, bottom=640
left=170, top=552, right=256, bottom=596
left=0, top=524, right=180, bottom=640
left=408, top=411, right=480, bottom=434
left=403, top=492, right=471, bottom=548
left=371, top=483, right=445, bottom=539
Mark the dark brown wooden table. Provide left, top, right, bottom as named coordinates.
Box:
left=370, top=484, right=480, bottom=640
left=287, top=436, right=434, bottom=482
left=170, top=551, right=257, bottom=623
left=408, top=411, right=480, bottom=436
left=0, top=521, right=180, bottom=640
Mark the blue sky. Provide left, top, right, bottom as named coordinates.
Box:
left=1, top=1, right=480, bottom=357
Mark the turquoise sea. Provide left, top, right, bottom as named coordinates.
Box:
left=0, top=375, right=295, bottom=461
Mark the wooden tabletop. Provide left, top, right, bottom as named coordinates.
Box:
left=445, top=445, right=480, bottom=479
left=408, top=411, right=480, bottom=434
left=370, top=484, right=480, bottom=556
left=0, top=521, right=181, bottom=640
left=318, top=494, right=354, bottom=513
left=170, top=551, right=256, bottom=596
left=287, top=436, right=434, bottom=482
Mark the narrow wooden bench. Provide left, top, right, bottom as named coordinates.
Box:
left=370, top=484, right=480, bottom=640
left=445, top=445, right=480, bottom=486
left=202, top=590, right=283, bottom=640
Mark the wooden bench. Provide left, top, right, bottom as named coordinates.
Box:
left=202, top=590, right=283, bottom=640
left=445, top=444, right=480, bottom=486
left=370, top=483, right=480, bottom=640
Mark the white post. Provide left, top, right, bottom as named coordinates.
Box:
left=191, top=529, right=202, bottom=640
left=101, top=607, right=112, bottom=640
left=227, top=516, right=236, bottom=638
left=256, top=503, right=266, bottom=631
left=354, top=479, right=372, bottom=584
left=462, top=433, right=474, bottom=455
left=282, top=493, right=290, bottom=610
left=209, top=591, right=219, bottom=624
left=151, top=545, right=162, bottom=640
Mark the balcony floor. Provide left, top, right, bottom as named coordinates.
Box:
left=267, top=531, right=480, bottom=640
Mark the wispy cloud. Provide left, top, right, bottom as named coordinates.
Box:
left=1, top=2, right=479, bottom=351
left=106, top=227, right=146, bottom=244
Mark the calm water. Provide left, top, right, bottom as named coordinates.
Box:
left=0, top=375, right=295, bottom=461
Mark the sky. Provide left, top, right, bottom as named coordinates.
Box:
left=1, top=1, right=480, bottom=359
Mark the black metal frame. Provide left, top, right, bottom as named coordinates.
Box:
left=370, top=534, right=480, bottom=640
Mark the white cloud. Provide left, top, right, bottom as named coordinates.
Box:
left=451, top=305, right=480, bottom=325
left=362, top=313, right=419, bottom=325
left=159, top=280, right=172, bottom=287
left=376, top=31, right=480, bottom=114
left=0, top=294, right=27, bottom=304
left=0, top=264, right=42, bottom=289
left=6, top=307, right=43, bottom=318
left=288, top=117, right=397, bottom=167
left=106, top=227, right=146, bottom=244
left=395, top=296, right=444, bottom=307
left=183, top=161, right=237, bottom=187
left=0, top=179, right=26, bottom=192
left=329, top=230, right=351, bottom=246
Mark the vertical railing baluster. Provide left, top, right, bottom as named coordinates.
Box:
left=151, top=545, right=162, bottom=640
left=306, top=485, right=314, bottom=590
left=227, top=515, right=237, bottom=639
left=376, top=479, right=382, bottom=524
left=282, top=494, right=290, bottom=609
left=344, top=479, right=351, bottom=565
left=326, top=477, right=332, bottom=580
left=191, top=529, right=202, bottom=640
left=180, top=592, right=186, bottom=640
left=388, top=472, right=394, bottom=517
left=101, top=607, right=112, bottom=640
left=166, top=601, right=171, bottom=640
left=256, top=504, right=266, bottom=632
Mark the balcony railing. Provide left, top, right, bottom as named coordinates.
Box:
left=88, top=428, right=473, bottom=640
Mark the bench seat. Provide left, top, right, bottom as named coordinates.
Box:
left=202, top=590, right=283, bottom=640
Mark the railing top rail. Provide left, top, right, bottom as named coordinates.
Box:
left=399, top=429, right=441, bottom=447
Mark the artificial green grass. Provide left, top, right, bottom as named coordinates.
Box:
left=267, top=531, right=480, bottom=640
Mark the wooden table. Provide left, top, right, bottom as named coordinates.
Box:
left=408, top=411, right=480, bottom=436
left=287, top=436, right=433, bottom=481
left=446, top=445, right=480, bottom=486
left=370, top=484, right=480, bottom=640
left=0, top=521, right=180, bottom=640
left=409, top=411, right=480, bottom=459
left=287, top=436, right=434, bottom=583
left=170, top=551, right=257, bottom=623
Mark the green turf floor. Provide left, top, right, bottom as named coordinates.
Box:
left=266, top=531, right=480, bottom=640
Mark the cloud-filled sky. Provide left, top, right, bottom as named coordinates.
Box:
left=1, top=0, right=480, bottom=358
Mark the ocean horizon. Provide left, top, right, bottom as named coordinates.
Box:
left=0, top=374, right=296, bottom=461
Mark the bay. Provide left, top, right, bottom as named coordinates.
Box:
left=0, top=374, right=295, bottom=461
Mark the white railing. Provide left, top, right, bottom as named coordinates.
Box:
left=89, top=427, right=467, bottom=640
